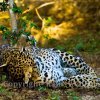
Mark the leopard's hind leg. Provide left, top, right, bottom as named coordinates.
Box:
left=57, top=74, right=98, bottom=89
left=52, top=49, right=97, bottom=78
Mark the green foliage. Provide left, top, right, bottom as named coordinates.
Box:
left=0, top=75, right=6, bottom=81
left=37, top=86, right=47, bottom=91
left=0, top=25, right=20, bottom=45
left=30, top=22, right=39, bottom=29
left=12, top=4, right=22, bottom=14
left=43, top=34, right=49, bottom=39
left=0, top=0, right=23, bottom=14
left=0, top=25, right=25, bottom=45
left=75, top=42, right=84, bottom=51
left=28, top=37, right=37, bottom=46
left=48, top=91, right=60, bottom=100
left=0, top=86, right=12, bottom=96
left=96, top=90, right=100, bottom=94
left=21, top=21, right=27, bottom=31
left=0, top=86, right=6, bottom=93
left=0, top=17, right=39, bottom=45
left=18, top=19, right=39, bottom=45
left=2, top=30, right=11, bottom=40
left=0, top=25, right=11, bottom=41
left=18, top=19, right=31, bottom=35
left=66, top=51, right=74, bottom=55
left=19, top=18, right=39, bottom=30
left=66, top=91, right=81, bottom=100
left=44, top=17, right=55, bottom=27
left=0, top=25, right=8, bottom=32
left=0, top=0, right=8, bottom=11
left=55, top=45, right=65, bottom=51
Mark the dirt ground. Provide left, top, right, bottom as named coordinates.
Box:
left=0, top=53, right=100, bottom=100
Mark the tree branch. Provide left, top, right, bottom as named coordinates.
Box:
left=35, top=2, right=55, bottom=21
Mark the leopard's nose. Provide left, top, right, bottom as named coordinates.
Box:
left=28, top=72, right=32, bottom=78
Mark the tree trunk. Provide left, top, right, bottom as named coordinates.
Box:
left=8, top=0, right=17, bottom=33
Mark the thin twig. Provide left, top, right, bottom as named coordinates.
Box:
left=35, top=2, right=55, bottom=21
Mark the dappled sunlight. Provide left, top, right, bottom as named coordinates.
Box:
left=0, top=12, right=9, bottom=19
left=42, top=22, right=74, bottom=39
left=0, top=0, right=100, bottom=52
left=30, top=21, right=78, bottom=46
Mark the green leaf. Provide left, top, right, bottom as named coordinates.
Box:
left=37, top=86, right=47, bottom=91
left=43, top=34, right=49, bottom=39
left=47, top=17, right=53, bottom=23
left=24, top=32, right=31, bottom=36
left=1, top=75, right=6, bottom=81
left=0, top=1, right=8, bottom=11
left=21, top=21, right=27, bottom=30
left=12, top=4, right=22, bottom=14
left=44, top=17, right=54, bottom=26
left=30, top=22, right=39, bottom=29
left=0, top=25, right=7, bottom=32
left=55, top=45, right=65, bottom=51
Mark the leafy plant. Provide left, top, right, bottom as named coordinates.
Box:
left=1, top=75, right=6, bottom=81
left=0, top=86, right=13, bottom=96
left=48, top=91, right=60, bottom=100
left=37, top=86, right=47, bottom=91
left=0, top=0, right=8, bottom=11
left=44, top=17, right=55, bottom=27
left=55, top=45, right=65, bottom=51
left=43, top=34, right=49, bottom=39
left=12, top=3, right=22, bottom=14
left=30, top=22, right=40, bottom=29
left=65, top=91, right=81, bottom=100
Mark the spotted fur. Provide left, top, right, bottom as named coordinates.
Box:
left=22, top=46, right=99, bottom=89
left=0, top=47, right=39, bottom=84
left=0, top=35, right=100, bottom=89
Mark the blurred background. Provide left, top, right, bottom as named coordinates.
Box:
left=0, top=0, right=100, bottom=54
